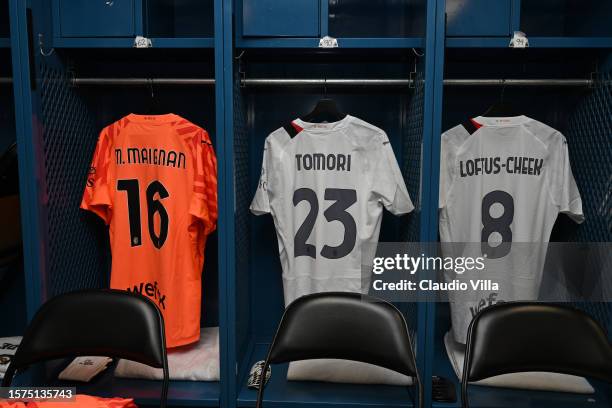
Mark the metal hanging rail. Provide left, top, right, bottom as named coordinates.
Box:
left=71, top=78, right=216, bottom=86
left=0, top=77, right=599, bottom=87
left=444, top=79, right=594, bottom=87
left=243, top=78, right=597, bottom=87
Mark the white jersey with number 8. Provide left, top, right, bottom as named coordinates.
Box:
left=440, top=115, right=584, bottom=343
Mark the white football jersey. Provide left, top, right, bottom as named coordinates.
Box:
left=251, top=115, right=413, bottom=305
left=439, top=116, right=584, bottom=343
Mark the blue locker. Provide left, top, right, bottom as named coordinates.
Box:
left=242, top=0, right=319, bottom=37
left=446, top=0, right=512, bottom=37
left=57, top=0, right=136, bottom=37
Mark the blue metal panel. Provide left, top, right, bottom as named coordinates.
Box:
left=510, top=0, right=521, bottom=33
left=417, top=1, right=446, bottom=407
left=446, top=36, right=612, bottom=48
left=446, top=0, right=511, bottom=37
left=9, top=0, right=44, bottom=321
left=52, top=37, right=215, bottom=48
left=236, top=37, right=424, bottom=48
left=56, top=0, right=136, bottom=37
left=221, top=2, right=238, bottom=408
left=216, top=2, right=234, bottom=408
left=319, top=0, right=328, bottom=37
left=242, top=0, right=319, bottom=37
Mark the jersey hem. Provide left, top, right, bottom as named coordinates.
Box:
left=167, top=333, right=200, bottom=349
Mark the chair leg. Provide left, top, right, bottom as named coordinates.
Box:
left=255, top=359, right=271, bottom=408
left=461, top=380, right=469, bottom=408
left=1, top=366, right=15, bottom=387
left=160, top=362, right=169, bottom=408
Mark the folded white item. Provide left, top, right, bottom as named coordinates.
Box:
left=0, top=337, right=22, bottom=378
left=59, top=356, right=113, bottom=382
left=115, top=327, right=220, bottom=381
left=288, top=359, right=413, bottom=385
left=444, top=331, right=594, bottom=394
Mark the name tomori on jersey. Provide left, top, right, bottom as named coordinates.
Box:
left=459, top=156, right=543, bottom=177
left=295, top=153, right=352, bottom=172
left=115, top=147, right=187, bottom=169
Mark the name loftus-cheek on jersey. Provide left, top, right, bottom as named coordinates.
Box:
left=459, top=156, right=544, bottom=177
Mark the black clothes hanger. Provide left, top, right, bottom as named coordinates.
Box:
left=301, top=79, right=346, bottom=123
left=145, top=79, right=164, bottom=115
left=463, top=80, right=519, bottom=134
left=481, top=80, right=519, bottom=117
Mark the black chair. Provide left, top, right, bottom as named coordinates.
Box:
left=2, top=289, right=169, bottom=407
left=255, top=292, right=423, bottom=408
left=462, top=302, right=612, bottom=408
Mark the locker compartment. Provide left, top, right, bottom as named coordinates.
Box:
left=432, top=47, right=612, bottom=408
left=232, top=50, right=426, bottom=407
left=20, top=48, right=221, bottom=405
left=328, top=0, right=426, bottom=38
left=145, top=0, right=214, bottom=38
left=446, top=0, right=512, bottom=37
left=521, top=0, right=612, bottom=38
left=0, top=47, right=27, bottom=338
left=242, top=0, right=320, bottom=37
left=57, top=0, right=137, bottom=37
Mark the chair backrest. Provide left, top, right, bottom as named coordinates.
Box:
left=268, top=292, right=418, bottom=376
left=257, top=292, right=422, bottom=408
left=2, top=289, right=169, bottom=406
left=464, top=302, right=612, bottom=382
left=462, top=302, right=612, bottom=407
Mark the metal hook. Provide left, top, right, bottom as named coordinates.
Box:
left=237, top=50, right=246, bottom=88
left=38, top=33, right=55, bottom=57
left=324, top=77, right=328, bottom=97
left=149, top=78, right=155, bottom=100
left=500, top=79, right=507, bottom=103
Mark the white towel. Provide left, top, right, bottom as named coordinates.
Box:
left=115, top=327, right=219, bottom=381
left=444, top=331, right=594, bottom=394
left=288, top=359, right=413, bottom=386
left=0, top=336, right=22, bottom=379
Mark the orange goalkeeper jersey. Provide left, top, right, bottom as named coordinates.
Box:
left=81, top=114, right=217, bottom=348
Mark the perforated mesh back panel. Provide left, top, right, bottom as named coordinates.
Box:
left=400, top=70, right=425, bottom=342
left=565, top=71, right=612, bottom=339
left=402, top=71, right=424, bottom=243
left=40, top=64, right=107, bottom=297
left=234, top=70, right=251, bottom=353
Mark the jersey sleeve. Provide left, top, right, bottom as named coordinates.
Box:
left=190, top=129, right=218, bottom=235
left=250, top=140, right=272, bottom=215
left=372, top=135, right=414, bottom=215
left=80, top=128, right=113, bottom=224
left=547, top=133, right=584, bottom=223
